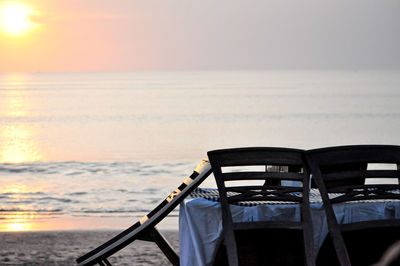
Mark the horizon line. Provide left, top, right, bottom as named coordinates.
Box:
left=1, top=67, right=400, bottom=74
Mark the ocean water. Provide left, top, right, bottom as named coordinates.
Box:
left=0, top=70, right=399, bottom=231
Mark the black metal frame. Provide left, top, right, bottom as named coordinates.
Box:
left=306, top=145, right=400, bottom=266
left=76, top=158, right=212, bottom=266
left=208, top=147, right=315, bottom=266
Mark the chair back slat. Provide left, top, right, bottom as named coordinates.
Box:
left=226, top=185, right=303, bottom=204
left=308, top=145, right=400, bottom=166
left=322, top=169, right=400, bottom=190
left=222, top=171, right=305, bottom=181
left=331, top=192, right=400, bottom=204
left=324, top=170, right=400, bottom=181
left=212, top=147, right=306, bottom=167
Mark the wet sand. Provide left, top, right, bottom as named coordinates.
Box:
left=0, top=230, right=179, bottom=265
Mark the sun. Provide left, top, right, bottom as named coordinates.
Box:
left=0, top=2, right=36, bottom=35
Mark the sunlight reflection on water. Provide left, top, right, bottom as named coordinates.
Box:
left=0, top=73, right=43, bottom=163
left=0, top=124, right=43, bottom=163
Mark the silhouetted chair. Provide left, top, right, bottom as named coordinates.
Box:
left=306, top=145, right=400, bottom=266
left=76, top=158, right=212, bottom=266
left=208, top=147, right=315, bottom=266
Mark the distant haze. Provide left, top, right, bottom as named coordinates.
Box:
left=0, top=0, right=399, bottom=72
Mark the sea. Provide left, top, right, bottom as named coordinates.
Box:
left=0, top=70, right=399, bottom=231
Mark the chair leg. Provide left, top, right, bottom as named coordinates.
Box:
left=103, top=258, right=112, bottom=266
left=148, top=227, right=180, bottom=266
left=94, top=229, right=177, bottom=266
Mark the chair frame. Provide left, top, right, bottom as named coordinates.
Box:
left=305, top=145, right=400, bottom=266
left=76, top=158, right=212, bottom=266
left=208, top=147, right=315, bottom=266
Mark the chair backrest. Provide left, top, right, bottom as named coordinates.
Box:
left=208, top=147, right=314, bottom=266
left=306, top=145, right=400, bottom=266
left=307, top=145, right=400, bottom=203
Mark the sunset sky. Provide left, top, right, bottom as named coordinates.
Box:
left=0, top=0, right=399, bottom=72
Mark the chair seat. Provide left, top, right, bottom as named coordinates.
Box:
left=214, top=228, right=306, bottom=266
left=317, top=226, right=400, bottom=266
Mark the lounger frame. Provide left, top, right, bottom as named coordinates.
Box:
left=76, top=158, right=212, bottom=266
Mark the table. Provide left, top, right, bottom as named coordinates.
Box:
left=179, top=188, right=400, bottom=266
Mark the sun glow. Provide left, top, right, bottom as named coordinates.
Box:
left=0, top=2, right=36, bottom=35
left=4, top=219, right=32, bottom=231
left=0, top=212, right=40, bottom=232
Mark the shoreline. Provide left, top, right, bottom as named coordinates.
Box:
left=0, top=229, right=179, bottom=265
left=0, top=214, right=179, bottom=232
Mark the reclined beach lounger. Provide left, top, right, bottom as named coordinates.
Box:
left=76, top=158, right=212, bottom=266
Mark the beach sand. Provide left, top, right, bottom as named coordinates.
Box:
left=0, top=230, right=179, bottom=265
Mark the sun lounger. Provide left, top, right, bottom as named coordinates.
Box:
left=76, top=158, right=212, bottom=266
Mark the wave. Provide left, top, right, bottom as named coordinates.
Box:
left=0, top=160, right=196, bottom=219
left=0, top=209, right=63, bottom=213
left=0, top=161, right=194, bottom=176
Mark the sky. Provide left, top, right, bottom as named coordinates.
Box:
left=0, top=0, right=399, bottom=72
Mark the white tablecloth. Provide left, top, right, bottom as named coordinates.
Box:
left=179, top=189, right=400, bottom=266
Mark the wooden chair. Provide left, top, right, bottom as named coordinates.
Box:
left=306, top=145, right=400, bottom=266
left=76, top=158, right=212, bottom=266
left=208, top=147, right=315, bottom=266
